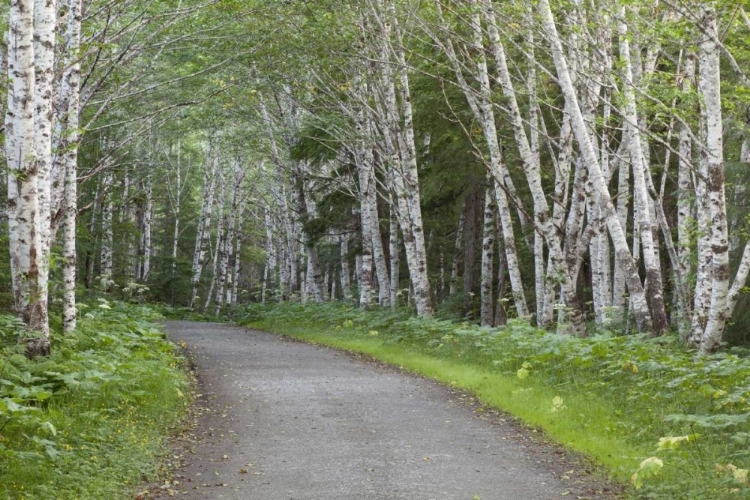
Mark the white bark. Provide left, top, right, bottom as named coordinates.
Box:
left=216, top=162, right=240, bottom=315
left=340, top=234, right=352, bottom=301
left=61, top=0, right=82, bottom=333
left=100, top=170, right=114, bottom=289
left=538, top=0, right=653, bottom=334
left=434, top=0, right=527, bottom=317
left=677, top=54, right=695, bottom=336
left=189, top=146, right=217, bottom=308
left=262, top=208, right=276, bottom=304
left=389, top=200, right=400, bottom=311
left=205, top=168, right=225, bottom=313
left=6, top=0, right=50, bottom=353
left=373, top=0, right=432, bottom=316
left=34, top=0, right=56, bottom=341
left=371, top=200, right=391, bottom=307
left=618, top=10, right=668, bottom=334
left=231, top=231, right=242, bottom=305
left=697, top=4, right=730, bottom=354
left=449, top=214, right=464, bottom=296
left=141, top=174, right=153, bottom=281
left=480, top=183, right=496, bottom=326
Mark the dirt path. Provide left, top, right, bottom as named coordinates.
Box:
left=162, top=321, right=617, bottom=500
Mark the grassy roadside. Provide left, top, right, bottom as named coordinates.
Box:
left=236, top=302, right=750, bottom=500
left=0, top=301, right=190, bottom=500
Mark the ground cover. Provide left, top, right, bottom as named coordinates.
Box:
left=0, top=301, right=190, bottom=499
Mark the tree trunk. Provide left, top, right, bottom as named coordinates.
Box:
left=374, top=0, right=432, bottom=316
left=205, top=169, right=225, bottom=313
left=538, top=0, right=653, bottom=334
left=677, top=54, right=695, bottom=337
left=262, top=208, right=276, bottom=304
left=100, top=171, right=114, bottom=290
left=33, top=0, right=57, bottom=349
left=6, top=0, right=50, bottom=355
left=141, top=174, right=153, bottom=281
left=231, top=230, right=242, bottom=305
left=61, top=0, right=82, bottom=333
left=189, top=147, right=217, bottom=309
left=697, top=4, right=730, bottom=354
left=480, top=182, right=496, bottom=326
left=389, top=200, right=400, bottom=311
left=618, top=10, right=668, bottom=335
left=340, top=234, right=351, bottom=301
left=494, top=216, right=508, bottom=326
left=371, top=197, right=391, bottom=307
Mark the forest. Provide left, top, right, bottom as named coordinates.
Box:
left=4, top=0, right=750, bottom=498
left=3, top=0, right=750, bottom=352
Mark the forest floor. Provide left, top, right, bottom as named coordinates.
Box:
left=159, top=321, right=620, bottom=499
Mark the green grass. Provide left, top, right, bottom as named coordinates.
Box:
left=0, top=301, right=190, bottom=499
left=235, top=302, right=750, bottom=500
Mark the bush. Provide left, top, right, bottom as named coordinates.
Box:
left=0, top=301, right=189, bottom=499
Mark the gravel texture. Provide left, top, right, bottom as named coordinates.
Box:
left=160, top=321, right=619, bottom=500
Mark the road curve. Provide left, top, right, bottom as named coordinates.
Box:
left=163, top=321, right=614, bottom=500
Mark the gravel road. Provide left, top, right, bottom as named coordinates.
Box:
left=162, top=321, right=616, bottom=500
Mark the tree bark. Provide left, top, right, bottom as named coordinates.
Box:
left=480, top=182, right=496, bottom=326
left=697, top=4, right=730, bottom=354
left=618, top=9, right=668, bottom=335
left=99, top=170, right=114, bottom=291
left=61, top=0, right=82, bottom=333
left=389, top=200, right=400, bottom=311
left=538, top=0, right=653, bottom=334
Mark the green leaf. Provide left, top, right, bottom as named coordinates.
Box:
left=631, top=457, right=664, bottom=489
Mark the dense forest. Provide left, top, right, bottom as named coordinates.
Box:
left=4, top=0, right=750, bottom=356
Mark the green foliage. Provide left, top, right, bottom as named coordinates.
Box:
left=236, top=302, right=750, bottom=499
left=0, top=302, right=189, bottom=499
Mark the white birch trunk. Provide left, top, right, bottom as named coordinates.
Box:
left=494, top=215, right=508, bottom=326
left=371, top=201, right=391, bottom=307
left=141, top=174, right=153, bottom=281
left=434, top=0, right=527, bottom=317
left=480, top=183, right=496, bottom=326
left=61, top=0, right=82, bottom=333
left=6, top=0, right=50, bottom=353
left=618, top=10, right=668, bottom=334
left=612, top=138, right=631, bottom=315
left=389, top=201, right=400, bottom=311
left=168, top=138, right=183, bottom=294
left=262, top=208, right=275, bottom=304
left=34, top=0, right=56, bottom=343
left=85, top=179, right=100, bottom=289
left=189, top=149, right=217, bottom=309
left=215, top=166, right=238, bottom=315
left=539, top=0, right=653, bottom=334
left=100, top=171, right=114, bottom=290
left=677, top=54, right=695, bottom=336
left=340, top=234, right=352, bottom=301
left=542, top=106, right=574, bottom=327
left=697, top=4, right=730, bottom=354
left=374, top=0, right=432, bottom=316
left=205, top=169, right=225, bottom=313
left=278, top=237, right=289, bottom=303
left=218, top=160, right=243, bottom=312
left=231, top=231, right=242, bottom=305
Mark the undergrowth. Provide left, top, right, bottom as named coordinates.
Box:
left=0, top=300, right=189, bottom=499
left=235, top=302, right=750, bottom=500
